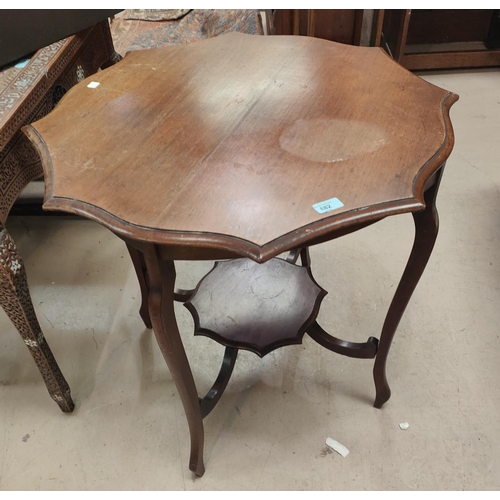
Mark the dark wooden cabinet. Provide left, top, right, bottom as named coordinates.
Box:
left=274, top=9, right=363, bottom=45
left=375, top=9, right=500, bottom=70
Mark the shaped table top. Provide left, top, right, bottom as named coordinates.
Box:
left=25, top=33, right=458, bottom=262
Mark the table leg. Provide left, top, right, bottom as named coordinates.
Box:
left=373, top=167, right=444, bottom=408
left=126, top=243, right=152, bottom=329
left=0, top=226, right=74, bottom=412
left=143, top=244, right=205, bottom=477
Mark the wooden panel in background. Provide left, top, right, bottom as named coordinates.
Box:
left=402, top=50, right=500, bottom=70
left=380, top=9, right=410, bottom=61
left=379, top=9, right=500, bottom=70
left=406, top=9, right=494, bottom=45
left=274, top=9, right=363, bottom=45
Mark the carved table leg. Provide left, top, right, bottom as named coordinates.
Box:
left=373, top=167, right=444, bottom=408
left=126, top=244, right=152, bottom=329
left=143, top=244, right=205, bottom=477
left=0, top=227, right=74, bottom=412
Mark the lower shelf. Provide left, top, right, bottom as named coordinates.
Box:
left=184, top=258, right=327, bottom=357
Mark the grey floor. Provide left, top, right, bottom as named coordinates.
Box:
left=0, top=69, right=499, bottom=490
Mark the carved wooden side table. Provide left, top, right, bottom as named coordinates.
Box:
left=24, top=33, right=457, bottom=475
left=0, top=20, right=120, bottom=412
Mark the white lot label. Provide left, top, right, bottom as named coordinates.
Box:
left=312, top=197, right=344, bottom=214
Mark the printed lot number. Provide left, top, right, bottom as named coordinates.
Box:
left=312, top=197, right=344, bottom=214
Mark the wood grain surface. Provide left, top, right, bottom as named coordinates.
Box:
left=24, top=33, right=458, bottom=262
left=185, top=257, right=327, bottom=357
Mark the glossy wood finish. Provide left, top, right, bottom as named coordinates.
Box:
left=141, top=245, right=205, bottom=477
left=23, top=34, right=458, bottom=476
left=185, top=248, right=379, bottom=361
left=185, top=258, right=327, bottom=357
left=125, top=243, right=152, bottom=329
left=25, top=32, right=457, bottom=263
left=307, top=321, right=379, bottom=359
left=199, top=347, right=238, bottom=419
left=373, top=166, right=444, bottom=408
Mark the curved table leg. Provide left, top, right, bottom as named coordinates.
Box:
left=0, top=227, right=74, bottom=413
left=173, top=287, right=196, bottom=303
left=286, top=246, right=311, bottom=267
left=143, top=244, right=205, bottom=477
left=199, top=347, right=238, bottom=418
left=126, top=243, right=196, bottom=327
left=126, top=244, right=152, bottom=329
left=373, top=168, right=444, bottom=408
left=307, top=321, right=378, bottom=358
left=299, top=247, right=311, bottom=268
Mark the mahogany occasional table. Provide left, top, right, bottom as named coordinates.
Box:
left=23, top=33, right=458, bottom=476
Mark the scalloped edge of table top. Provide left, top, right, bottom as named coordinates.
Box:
left=22, top=35, right=459, bottom=263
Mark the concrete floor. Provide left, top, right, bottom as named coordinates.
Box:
left=1, top=69, right=499, bottom=490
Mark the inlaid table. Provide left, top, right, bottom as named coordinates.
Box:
left=1, top=20, right=120, bottom=413
left=23, top=33, right=458, bottom=476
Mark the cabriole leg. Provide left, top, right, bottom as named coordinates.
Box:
left=143, top=244, right=205, bottom=477
left=126, top=243, right=152, bottom=329
left=373, top=167, right=444, bottom=408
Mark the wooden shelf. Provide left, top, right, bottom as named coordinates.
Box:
left=185, top=258, right=327, bottom=358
